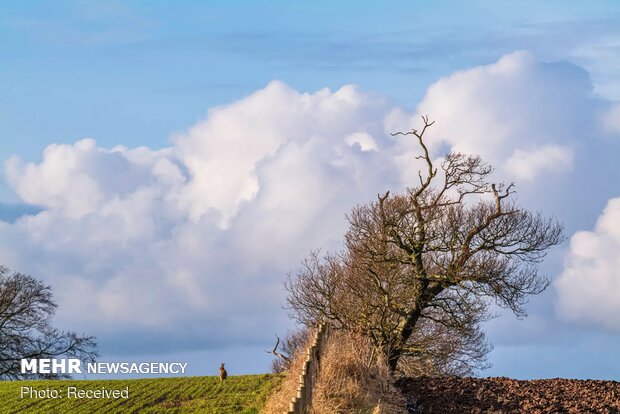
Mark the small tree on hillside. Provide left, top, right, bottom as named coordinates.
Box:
left=0, top=267, right=98, bottom=379
left=286, top=117, right=564, bottom=373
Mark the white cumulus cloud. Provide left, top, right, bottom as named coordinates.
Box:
left=556, top=198, right=620, bottom=331
left=344, top=132, right=378, bottom=151
left=601, top=103, right=620, bottom=135
left=0, top=81, right=400, bottom=352
left=1, top=53, right=618, bottom=355
left=505, top=144, right=574, bottom=181
left=403, top=51, right=598, bottom=182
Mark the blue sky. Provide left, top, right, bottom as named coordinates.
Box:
left=2, top=1, right=620, bottom=379
left=3, top=1, right=619, bottom=168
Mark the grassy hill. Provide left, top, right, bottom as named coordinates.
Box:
left=0, top=374, right=282, bottom=414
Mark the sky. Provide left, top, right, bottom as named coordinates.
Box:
left=2, top=0, right=620, bottom=379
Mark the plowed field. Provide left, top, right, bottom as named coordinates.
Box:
left=397, top=376, right=620, bottom=414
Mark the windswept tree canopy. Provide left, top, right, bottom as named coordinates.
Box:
left=286, top=117, right=564, bottom=374
left=0, top=267, right=98, bottom=380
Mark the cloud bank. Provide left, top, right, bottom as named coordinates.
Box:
left=1, top=52, right=619, bottom=355
left=556, top=198, right=620, bottom=331
left=1, top=81, right=402, bottom=352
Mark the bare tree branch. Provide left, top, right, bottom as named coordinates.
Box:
left=266, top=335, right=291, bottom=362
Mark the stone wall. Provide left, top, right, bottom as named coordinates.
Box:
left=285, top=323, right=328, bottom=414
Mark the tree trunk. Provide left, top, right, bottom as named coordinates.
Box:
left=387, top=348, right=401, bottom=372
left=387, top=307, right=425, bottom=372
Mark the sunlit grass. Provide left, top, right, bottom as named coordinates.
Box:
left=0, top=374, right=283, bottom=413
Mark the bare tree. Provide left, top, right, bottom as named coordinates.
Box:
left=286, top=117, right=564, bottom=373
left=0, top=267, right=98, bottom=380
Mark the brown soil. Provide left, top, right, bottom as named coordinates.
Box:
left=396, top=376, right=620, bottom=414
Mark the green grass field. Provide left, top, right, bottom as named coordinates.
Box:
left=0, top=374, right=282, bottom=414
